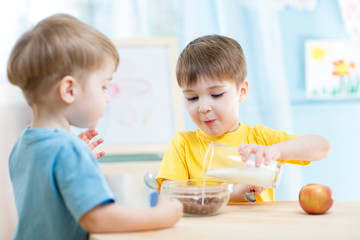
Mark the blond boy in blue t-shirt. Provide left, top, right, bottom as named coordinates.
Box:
left=8, top=14, right=183, bottom=240
left=156, top=35, right=332, bottom=202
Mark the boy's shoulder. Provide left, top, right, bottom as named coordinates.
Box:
left=10, top=127, right=95, bottom=171
left=22, top=127, right=81, bottom=143
left=240, top=124, right=279, bottom=134
left=247, top=124, right=271, bottom=133
left=173, top=129, right=201, bottom=141
left=14, top=127, right=88, bottom=155
left=167, top=130, right=201, bottom=149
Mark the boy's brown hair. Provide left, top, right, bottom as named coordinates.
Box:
left=176, top=35, right=247, bottom=88
left=7, top=14, right=119, bottom=105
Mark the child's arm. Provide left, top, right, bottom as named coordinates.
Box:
left=238, top=134, right=332, bottom=166
left=79, top=194, right=183, bottom=233
left=272, top=134, right=332, bottom=161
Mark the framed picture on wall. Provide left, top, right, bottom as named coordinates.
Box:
left=74, top=37, right=184, bottom=155
left=305, top=40, right=360, bottom=100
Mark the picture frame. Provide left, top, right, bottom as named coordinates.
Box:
left=93, top=37, right=184, bottom=155
left=305, top=40, right=360, bottom=100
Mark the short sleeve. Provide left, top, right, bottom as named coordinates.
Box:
left=54, top=141, right=115, bottom=221
left=253, top=125, right=311, bottom=166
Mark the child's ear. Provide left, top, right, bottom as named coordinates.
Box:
left=238, top=80, right=249, bottom=102
left=59, top=75, right=77, bottom=104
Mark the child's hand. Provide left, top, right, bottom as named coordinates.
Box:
left=238, top=143, right=280, bottom=167
left=247, top=185, right=266, bottom=196
left=155, top=194, right=183, bottom=224
left=230, top=184, right=266, bottom=201
left=78, top=129, right=105, bottom=159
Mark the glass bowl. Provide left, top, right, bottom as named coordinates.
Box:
left=161, top=179, right=233, bottom=216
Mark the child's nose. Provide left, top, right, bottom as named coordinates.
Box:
left=198, top=99, right=211, bottom=113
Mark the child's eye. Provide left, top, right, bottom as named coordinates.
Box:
left=212, top=93, right=224, bottom=98
left=186, top=96, right=198, bottom=101
left=103, top=86, right=108, bottom=91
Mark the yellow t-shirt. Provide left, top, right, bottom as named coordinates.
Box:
left=156, top=123, right=310, bottom=202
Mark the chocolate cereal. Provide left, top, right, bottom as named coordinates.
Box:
left=161, top=179, right=233, bottom=216
left=176, top=195, right=227, bottom=216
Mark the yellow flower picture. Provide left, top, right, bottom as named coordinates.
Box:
left=305, top=40, right=360, bottom=99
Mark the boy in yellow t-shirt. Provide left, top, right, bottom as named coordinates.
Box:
left=156, top=35, right=332, bottom=202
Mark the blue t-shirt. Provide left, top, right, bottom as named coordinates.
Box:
left=9, top=127, right=115, bottom=240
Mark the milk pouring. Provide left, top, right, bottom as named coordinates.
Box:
left=203, top=142, right=282, bottom=188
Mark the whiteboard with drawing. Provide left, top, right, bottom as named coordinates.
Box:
left=95, top=38, right=184, bottom=154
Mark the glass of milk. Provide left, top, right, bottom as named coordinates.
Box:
left=203, top=142, right=282, bottom=188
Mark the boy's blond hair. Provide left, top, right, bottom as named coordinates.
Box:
left=176, top=35, right=247, bottom=88
left=7, top=14, right=119, bottom=105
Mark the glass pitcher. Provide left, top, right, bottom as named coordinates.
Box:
left=203, top=142, right=283, bottom=188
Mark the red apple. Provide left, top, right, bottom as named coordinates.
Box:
left=298, top=183, right=333, bottom=214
